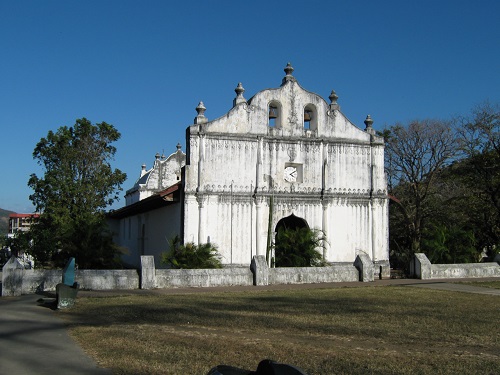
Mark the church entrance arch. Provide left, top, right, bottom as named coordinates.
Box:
left=274, top=214, right=311, bottom=267
left=275, top=214, right=309, bottom=232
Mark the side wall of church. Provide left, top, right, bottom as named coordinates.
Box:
left=111, top=204, right=182, bottom=269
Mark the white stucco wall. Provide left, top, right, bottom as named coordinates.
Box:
left=114, top=204, right=182, bottom=269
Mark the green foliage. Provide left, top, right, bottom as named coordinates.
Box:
left=274, top=227, right=327, bottom=267
left=384, top=119, right=459, bottom=258
left=4, top=231, right=32, bottom=258
left=457, top=101, right=500, bottom=257
left=27, top=118, right=126, bottom=268
left=421, top=223, right=478, bottom=264
left=161, top=236, right=222, bottom=269
left=388, top=103, right=500, bottom=270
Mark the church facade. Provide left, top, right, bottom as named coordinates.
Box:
left=110, top=63, right=389, bottom=274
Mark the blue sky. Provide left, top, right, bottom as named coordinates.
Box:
left=1, top=0, right=499, bottom=213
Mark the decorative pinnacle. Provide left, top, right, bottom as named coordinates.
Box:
left=235, top=82, right=245, bottom=96
left=364, top=115, right=375, bottom=136
left=284, top=62, right=294, bottom=76
left=282, top=62, right=296, bottom=85
left=364, top=115, right=374, bottom=128
left=194, top=101, right=208, bottom=124
left=196, top=101, right=206, bottom=116
left=176, top=143, right=182, bottom=151
left=329, top=90, right=339, bottom=104
left=233, top=82, right=247, bottom=107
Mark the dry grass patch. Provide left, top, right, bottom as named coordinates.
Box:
left=62, top=286, right=500, bottom=374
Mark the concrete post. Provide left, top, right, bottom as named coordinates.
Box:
left=354, top=251, right=374, bottom=282
left=140, top=255, right=156, bottom=289
left=411, top=253, right=432, bottom=279
left=2, top=256, right=24, bottom=296
left=251, top=255, right=269, bottom=286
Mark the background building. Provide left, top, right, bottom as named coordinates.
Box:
left=7, top=213, right=39, bottom=239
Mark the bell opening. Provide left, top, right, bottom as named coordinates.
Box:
left=269, top=106, right=278, bottom=119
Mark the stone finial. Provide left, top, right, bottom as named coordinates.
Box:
left=194, top=101, right=208, bottom=124
left=155, top=152, right=161, bottom=160
left=233, top=82, right=247, bottom=107
left=364, top=115, right=375, bottom=135
left=235, top=82, right=244, bottom=96
left=141, top=164, right=147, bottom=177
left=281, top=62, right=296, bottom=85
left=176, top=143, right=182, bottom=151
left=329, top=90, right=338, bottom=104
left=328, top=90, right=340, bottom=113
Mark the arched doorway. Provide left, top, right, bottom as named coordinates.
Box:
left=275, top=214, right=309, bottom=233
left=274, top=214, right=323, bottom=267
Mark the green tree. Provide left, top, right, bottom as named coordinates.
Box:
left=274, top=227, right=327, bottom=267
left=4, top=231, right=32, bottom=258
left=162, top=235, right=222, bottom=269
left=457, top=101, right=500, bottom=258
left=383, top=120, right=459, bottom=269
left=421, top=222, right=478, bottom=264
left=27, top=118, right=126, bottom=268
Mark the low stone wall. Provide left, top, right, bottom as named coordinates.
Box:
left=3, top=251, right=377, bottom=296
left=269, top=265, right=358, bottom=285
left=155, top=267, right=253, bottom=288
left=21, top=269, right=62, bottom=294
left=77, top=270, right=139, bottom=290
left=431, top=263, right=500, bottom=279
left=411, top=253, right=500, bottom=279
left=1, top=257, right=139, bottom=296
left=15, top=269, right=139, bottom=294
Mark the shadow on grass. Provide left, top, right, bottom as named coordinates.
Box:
left=64, top=289, right=430, bottom=340
left=59, top=288, right=500, bottom=375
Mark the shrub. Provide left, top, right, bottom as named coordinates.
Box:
left=274, top=227, right=327, bottom=267
left=161, top=236, right=222, bottom=269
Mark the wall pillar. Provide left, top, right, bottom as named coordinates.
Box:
left=2, top=256, right=24, bottom=296
left=411, top=253, right=432, bottom=279
left=251, top=255, right=269, bottom=286
left=140, top=255, right=156, bottom=289
left=354, top=250, right=374, bottom=282
left=254, top=196, right=266, bottom=256
left=322, top=199, right=329, bottom=260
left=197, top=194, right=207, bottom=244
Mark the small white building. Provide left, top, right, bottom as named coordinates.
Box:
left=109, top=63, right=389, bottom=274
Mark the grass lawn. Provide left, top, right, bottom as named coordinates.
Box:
left=62, top=285, right=500, bottom=375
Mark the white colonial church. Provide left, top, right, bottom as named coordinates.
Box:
left=109, top=63, right=389, bottom=275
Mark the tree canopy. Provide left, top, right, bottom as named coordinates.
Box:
left=27, top=118, right=126, bottom=268
left=383, top=119, right=459, bottom=257
left=457, top=101, right=500, bottom=256
left=385, top=103, right=500, bottom=271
